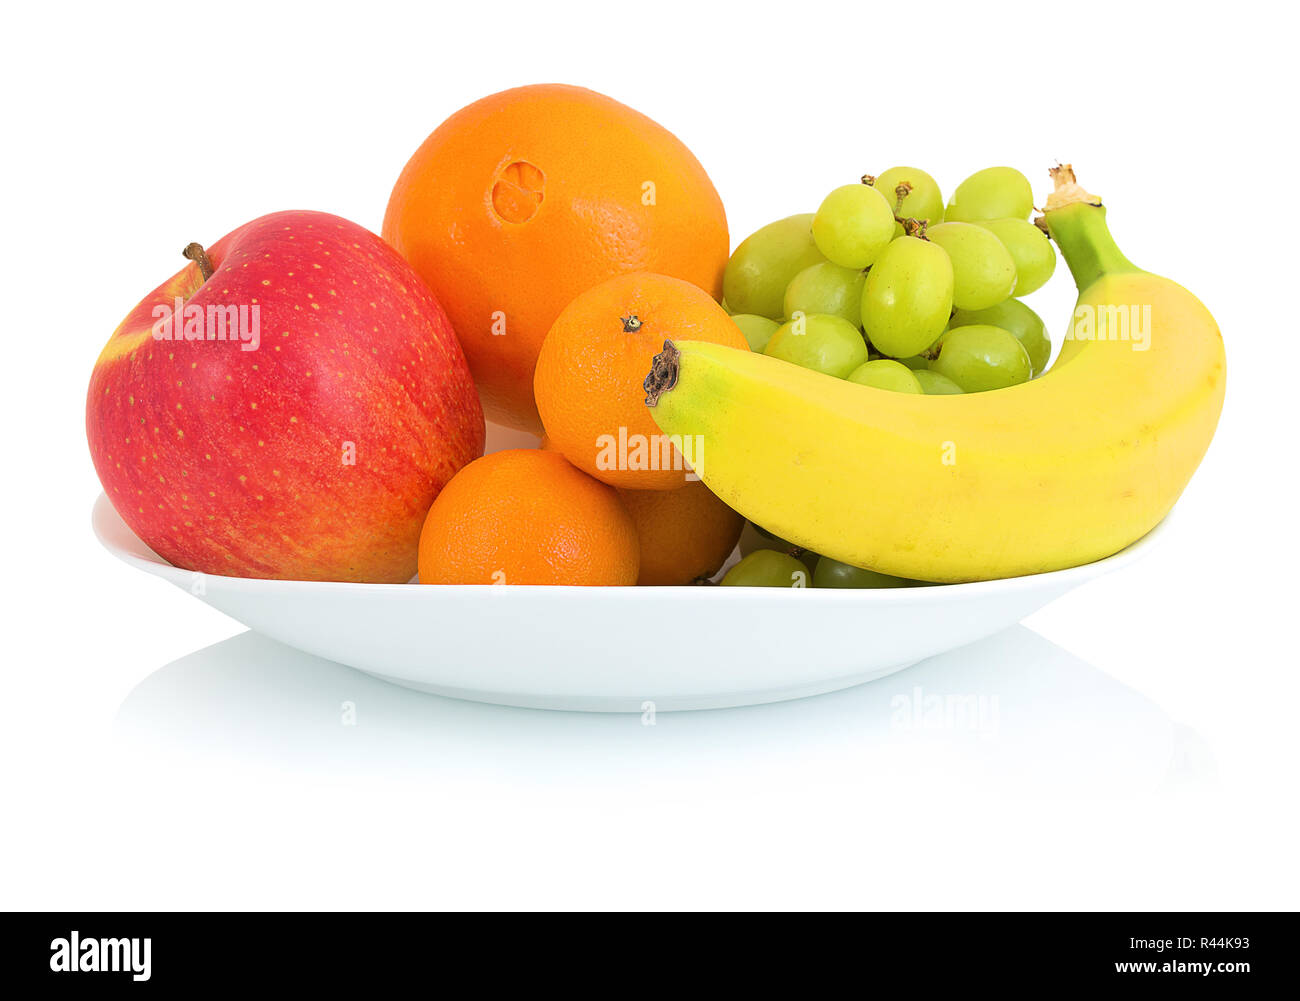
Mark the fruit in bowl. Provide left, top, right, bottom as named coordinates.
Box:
left=616, top=479, right=743, bottom=586
left=537, top=435, right=744, bottom=586
left=533, top=271, right=747, bottom=490
left=383, top=84, right=729, bottom=433
left=87, top=81, right=1227, bottom=598
left=418, top=449, right=638, bottom=586
left=647, top=166, right=1226, bottom=583
left=86, top=210, right=484, bottom=583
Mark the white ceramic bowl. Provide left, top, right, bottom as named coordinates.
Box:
left=92, top=494, right=1165, bottom=712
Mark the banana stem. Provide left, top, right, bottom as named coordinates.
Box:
left=1044, top=164, right=1101, bottom=212
left=1043, top=166, right=1138, bottom=291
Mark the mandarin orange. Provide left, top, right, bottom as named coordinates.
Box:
left=417, top=449, right=638, bottom=586
left=533, top=272, right=748, bottom=490
left=617, top=481, right=743, bottom=586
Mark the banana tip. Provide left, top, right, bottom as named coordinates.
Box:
left=644, top=340, right=680, bottom=407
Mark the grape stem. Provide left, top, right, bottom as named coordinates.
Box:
left=901, top=218, right=930, bottom=240
left=865, top=174, right=933, bottom=230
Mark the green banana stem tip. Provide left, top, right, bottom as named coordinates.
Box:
left=1045, top=163, right=1102, bottom=212
left=1043, top=164, right=1138, bottom=289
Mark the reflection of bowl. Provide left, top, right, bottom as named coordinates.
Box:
left=93, top=494, right=1167, bottom=712
left=116, top=626, right=1209, bottom=798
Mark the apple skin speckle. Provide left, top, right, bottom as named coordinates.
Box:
left=86, top=210, right=485, bottom=582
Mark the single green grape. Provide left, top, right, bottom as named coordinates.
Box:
left=975, top=218, right=1056, bottom=296
left=950, top=299, right=1051, bottom=376
left=929, top=324, right=1032, bottom=392
left=860, top=236, right=953, bottom=358
left=721, top=549, right=811, bottom=587
left=913, top=369, right=964, bottom=394
left=738, top=519, right=779, bottom=553
left=926, top=222, right=1017, bottom=310
left=765, top=313, right=868, bottom=378
left=871, top=166, right=944, bottom=226
left=812, top=184, right=896, bottom=269
left=813, top=555, right=915, bottom=588
left=737, top=522, right=819, bottom=572
left=730, top=313, right=780, bottom=354
left=846, top=359, right=923, bottom=393
left=783, top=262, right=866, bottom=327
left=723, top=214, right=825, bottom=319
left=944, top=167, right=1035, bottom=222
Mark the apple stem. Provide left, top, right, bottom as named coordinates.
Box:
left=182, top=242, right=215, bottom=282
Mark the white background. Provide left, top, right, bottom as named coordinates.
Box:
left=2, top=0, right=1296, bottom=910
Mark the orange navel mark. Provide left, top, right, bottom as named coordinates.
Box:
left=491, top=161, right=545, bottom=223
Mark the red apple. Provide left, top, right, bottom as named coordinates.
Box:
left=87, top=210, right=485, bottom=582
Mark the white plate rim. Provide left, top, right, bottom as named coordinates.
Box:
left=91, top=492, right=1169, bottom=603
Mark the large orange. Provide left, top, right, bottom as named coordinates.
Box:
left=383, top=84, right=729, bottom=432
left=533, top=272, right=749, bottom=490
left=617, top=481, right=744, bottom=586
left=418, top=449, right=638, bottom=586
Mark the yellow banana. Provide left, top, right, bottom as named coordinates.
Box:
left=645, top=167, right=1225, bottom=582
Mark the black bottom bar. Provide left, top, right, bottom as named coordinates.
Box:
left=0, top=911, right=1286, bottom=990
